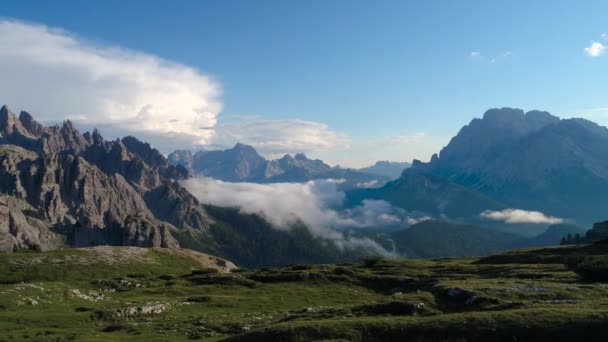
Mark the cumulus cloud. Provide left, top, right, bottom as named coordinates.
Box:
left=211, top=116, right=350, bottom=156
left=480, top=209, right=563, bottom=224
left=469, top=51, right=481, bottom=58
left=585, top=42, right=606, bottom=57
left=181, top=177, right=422, bottom=254
left=0, top=19, right=349, bottom=156
left=0, top=19, right=222, bottom=150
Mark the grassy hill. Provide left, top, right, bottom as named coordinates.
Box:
left=2, top=243, right=608, bottom=341
left=390, top=220, right=521, bottom=258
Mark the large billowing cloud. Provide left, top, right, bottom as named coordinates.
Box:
left=480, top=209, right=563, bottom=224
left=211, top=116, right=350, bottom=156
left=0, top=19, right=350, bottom=156
left=0, top=19, right=222, bottom=149
left=181, top=177, right=419, bottom=254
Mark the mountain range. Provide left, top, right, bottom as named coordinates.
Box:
left=353, top=108, right=608, bottom=226
left=2, top=105, right=606, bottom=266
left=0, top=105, right=370, bottom=267
left=168, top=144, right=393, bottom=189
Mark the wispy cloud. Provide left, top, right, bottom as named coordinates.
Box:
left=585, top=41, right=606, bottom=57
left=211, top=115, right=350, bottom=156
left=0, top=19, right=222, bottom=150
left=385, top=132, right=427, bottom=145
left=480, top=209, right=563, bottom=224
left=468, top=50, right=513, bottom=63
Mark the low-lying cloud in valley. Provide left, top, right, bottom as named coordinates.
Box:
left=480, top=209, right=564, bottom=224
left=181, top=177, right=419, bottom=254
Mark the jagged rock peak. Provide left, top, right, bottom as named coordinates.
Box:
left=121, top=136, right=167, bottom=168
left=0, top=105, right=17, bottom=132
left=232, top=143, right=258, bottom=153
left=18, top=111, right=44, bottom=137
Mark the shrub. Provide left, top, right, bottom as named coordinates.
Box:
left=362, top=256, right=383, bottom=267
left=567, top=256, right=608, bottom=282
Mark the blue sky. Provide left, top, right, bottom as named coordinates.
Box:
left=1, top=1, right=607, bottom=166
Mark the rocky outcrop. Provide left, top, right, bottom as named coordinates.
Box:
left=0, top=105, right=207, bottom=251
left=0, top=195, right=63, bottom=252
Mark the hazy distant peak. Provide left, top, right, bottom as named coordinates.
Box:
left=358, top=160, right=411, bottom=180
left=481, top=107, right=525, bottom=122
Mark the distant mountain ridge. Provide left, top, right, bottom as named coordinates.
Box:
left=357, top=161, right=411, bottom=180
left=168, top=144, right=390, bottom=188
left=356, top=107, right=608, bottom=225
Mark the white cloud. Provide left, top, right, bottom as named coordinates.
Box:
left=0, top=19, right=222, bottom=149
left=480, top=209, right=563, bottom=224
left=406, top=216, right=433, bottom=225
left=585, top=41, right=606, bottom=57
left=602, top=33, right=607, bottom=40
left=469, top=50, right=513, bottom=63
left=181, top=177, right=424, bottom=254
left=211, top=116, right=350, bottom=156
left=386, top=132, right=427, bottom=145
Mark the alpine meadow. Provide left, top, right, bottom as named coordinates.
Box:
left=2, top=1, right=608, bottom=341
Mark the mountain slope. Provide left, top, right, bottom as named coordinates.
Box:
left=390, top=220, right=520, bottom=258
left=348, top=172, right=506, bottom=219
left=363, top=108, right=608, bottom=224
left=358, top=160, right=411, bottom=180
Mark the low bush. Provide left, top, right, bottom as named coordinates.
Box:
left=567, top=256, right=608, bottom=282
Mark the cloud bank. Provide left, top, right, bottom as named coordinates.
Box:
left=211, top=116, right=350, bottom=156
left=181, top=177, right=420, bottom=254
left=480, top=209, right=563, bottom=224
left=0, top=19, right=222, bottom=149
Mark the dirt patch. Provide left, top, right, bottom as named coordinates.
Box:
left=155, top=248, right=237, bottom=273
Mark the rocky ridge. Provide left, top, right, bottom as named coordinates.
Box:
left=0, top=105, right=207, bottom=252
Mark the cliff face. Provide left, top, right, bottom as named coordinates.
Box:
left=0, top=105, right=203, bottom=251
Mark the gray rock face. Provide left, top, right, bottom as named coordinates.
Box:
left=0, top=195, right=63, bottom=252
left=0, top=105, right=210, bottom=251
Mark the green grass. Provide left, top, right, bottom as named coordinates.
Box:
left=2, top=244, right=608, bottom=341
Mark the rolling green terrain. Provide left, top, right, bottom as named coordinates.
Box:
left=2, top=243, right=608, bottom=341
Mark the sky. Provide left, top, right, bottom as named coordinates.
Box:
left=1, top=0, right=607, bottom=167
